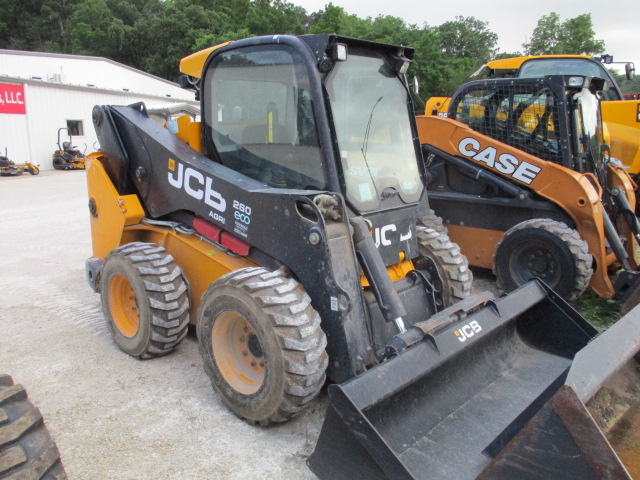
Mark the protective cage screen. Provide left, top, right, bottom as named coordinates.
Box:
left=451, top=83, right=562, bottom=164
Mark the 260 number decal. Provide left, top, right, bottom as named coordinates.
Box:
left=233, top=200, right=252, bottom=225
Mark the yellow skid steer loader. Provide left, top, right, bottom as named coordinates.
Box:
left=83, top=35, right=640, bottom=478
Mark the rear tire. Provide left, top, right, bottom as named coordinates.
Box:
left=100, top=242, right=190, bottom=359
left=0, top=375, right=67, bottom=479
left=197, top=267, right=328, bottom=426
left=413, top=227, right=472, bottom=308
left=493, top=219, right=593, bottom=301
left=52, top=157, right=67, bottom=170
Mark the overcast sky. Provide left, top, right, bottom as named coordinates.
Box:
left=293, top=0, right=639, bottom=76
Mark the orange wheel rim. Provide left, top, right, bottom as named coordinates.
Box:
left=212, top=312, right=265, bottom=395
left=108, top=274, right=140, bottom=338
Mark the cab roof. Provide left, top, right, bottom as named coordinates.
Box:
left=179, top=34, right=415, bottom=79
left=483, top=54, right=592, bottom=73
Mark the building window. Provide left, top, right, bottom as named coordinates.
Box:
left=66, top=120, right=84, bottom=136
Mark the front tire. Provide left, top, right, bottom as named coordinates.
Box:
left=197, top=267, right=328, bottom=426
left=100, top=242, right=190, bottom=359
left=0, top=375, right=67, bottom=479
left=493, top=219, right=593, bottom=301
left=413, top=227, right=472, bottom=309
left=419, top=208, right=447, bottom=234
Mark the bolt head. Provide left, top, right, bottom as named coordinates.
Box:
left=309, top=232, right=321, bottom=245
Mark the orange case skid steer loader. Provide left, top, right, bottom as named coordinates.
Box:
left=84, top=35, right=640, bottom=479
left=417, top=75, right=640, bottom=313
left=427, top=55, right=640, bottom=185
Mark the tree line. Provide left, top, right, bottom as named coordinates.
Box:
left=2, top=1, right=633, bottom=97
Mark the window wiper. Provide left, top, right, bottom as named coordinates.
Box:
left=361, top=97, right=383, bottom=197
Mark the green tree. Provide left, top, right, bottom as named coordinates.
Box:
left=616, top=71, right=640, bottom=95
left=559, top=14, right=606, bottom=55
left=245, top=0, right=306, bottom=36
left=67, top=0, right=116, bottom=56
left=309, top=2, right=368, bottom=37
left=435, top=16, right=498, bottom=64
left=524, top=12, right=605, bottom=55
left=136, top=0, right=228, bottom=80
left=0, top=0, right=80, bottom=51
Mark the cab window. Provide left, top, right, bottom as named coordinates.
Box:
left=203, top=45, right=326, bottom=190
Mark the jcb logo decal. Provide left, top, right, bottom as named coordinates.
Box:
left=458, top=137, right=541, bottom=185
left=454, top=320, right=482, bottom=342
left=167, top=158, right=226, bottom=213
left=373, top=224, right=412, bottom=247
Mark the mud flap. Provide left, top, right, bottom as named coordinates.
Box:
left=307, top=281, right=640, bottom=479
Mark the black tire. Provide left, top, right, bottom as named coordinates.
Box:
left=0, top=375, right=67, bottom=479
left=493, top=219, right=593, bottom=301
left=197, top=267, right=328, bottom=426
left=51, top=157, right=67, bottom=170
left=413, top=227, right=472, bottom=308
left=100, top=242, right=190, bottom=359
left=419, top=208, right=447, bottom=234
left=27, top=165, right=39, bottom=175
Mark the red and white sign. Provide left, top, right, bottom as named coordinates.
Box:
left=0, top=84, right=26, bottom=114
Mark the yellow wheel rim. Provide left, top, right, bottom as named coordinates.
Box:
left=108, top=274, right=140, bottom=338
left=212, top=312, right=265, bottom=395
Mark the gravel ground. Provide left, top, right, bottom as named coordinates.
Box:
left=0, top=170, right=497, bottom=480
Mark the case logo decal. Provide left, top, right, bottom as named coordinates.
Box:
left=458, top=137, right=541, bottom=185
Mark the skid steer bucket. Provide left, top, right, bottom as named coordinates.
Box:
left=308, top=281, right=640, bottom=479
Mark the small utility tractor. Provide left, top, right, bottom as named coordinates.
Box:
left=0, top=148, right=39, bottom=176
left=52, top=128, right=85, bottom=170
left=84, top=35, right=640, bottom=479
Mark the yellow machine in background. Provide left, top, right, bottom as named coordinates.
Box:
left=52, top=128, right=86, bottom=170
left=426, top=54, right=640, bottom=182
left=0, top=148, right=39, bottom=176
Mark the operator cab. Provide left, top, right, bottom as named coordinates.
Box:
left=198, top=35, right=425, bottom=216
left=475, top=56, right=627, bottom=101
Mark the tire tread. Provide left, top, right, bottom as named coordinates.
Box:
left=415, top=227, right=472, bottom=306
left=0, top=377, right=67, bottom=479
left=493, top=219, right=593, bottom=301
left=105, top=242, right=190, bottom=359
left=200, top=268, right=327, bottom=425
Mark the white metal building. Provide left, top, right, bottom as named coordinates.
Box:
left=0, top=50, right=198, bottom=170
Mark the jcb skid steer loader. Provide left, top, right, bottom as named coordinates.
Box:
left=83, top=35, right=640, bottom=478
left=417, top=75, right=640, bottom=313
